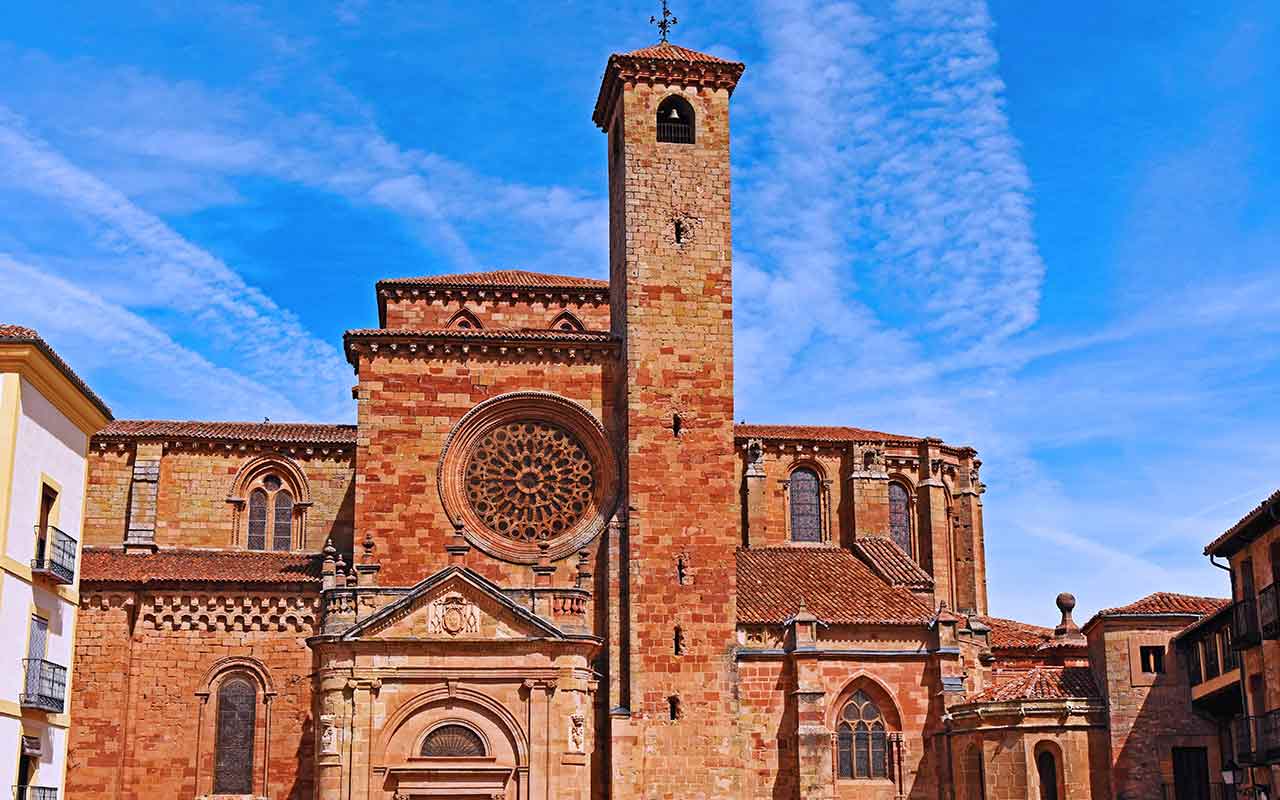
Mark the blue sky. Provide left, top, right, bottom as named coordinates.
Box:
left=2, top=1, right=1277, bottom=625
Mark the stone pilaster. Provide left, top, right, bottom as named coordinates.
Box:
left=917, top=437, right=953, bottom=610
left=124, top=442, right=161, bottom=553
left=951, top=448, right=987, bottom=614
left=744, top=439, right=767, bottom=546
left=848, top=443, right=890, bottom=543
left=788, top=601, right=834, bottom=800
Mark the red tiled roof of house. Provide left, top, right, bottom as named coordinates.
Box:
left=736, top=548, right=932, bottom=625
left=852, top=537, right=933, bottom=590
left=96, top=420, right=356, bottom=446
left=967, top=666, right=1100, bottom=703
left=1096, top=592, right=1229, bottom=618
left=0, top=324, right=113, bottom=419
left=975, top=616, right=1055, bottom=650
left=81, top=547, right=322, bottom=585
left=1204, top=487, right=1280, bottom=556
left=734, top=424, right=919, bottom=443
left=377, top=270, right=608, bottom=291
left=626, top=43, right=732, bottom=63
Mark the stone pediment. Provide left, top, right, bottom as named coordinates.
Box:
left=340, top=566, right=566, bottom=642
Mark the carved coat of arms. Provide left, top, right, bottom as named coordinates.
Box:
left=427, top=593, right=481, bottom=636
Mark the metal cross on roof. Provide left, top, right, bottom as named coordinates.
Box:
left=650, top=1, right=678, bottom=43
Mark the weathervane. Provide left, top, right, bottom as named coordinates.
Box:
left=650, top=1, right=678, bottom=43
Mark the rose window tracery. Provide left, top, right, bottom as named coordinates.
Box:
left=464, top=421, right=595, bottom=542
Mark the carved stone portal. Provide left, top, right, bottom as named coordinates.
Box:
left=427, top=593, right=481, bottom=637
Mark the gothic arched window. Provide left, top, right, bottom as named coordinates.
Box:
left=213, top=677, right=256, bottom=795
left=836, top=691, right=889, bottom=779
left=889, top=482, right=912, bottom=556
left=246, top=474, right=294, bottom=551
left=421, top=724, right=486, bottom=758
left=656, top=95, right=695, bottom=144
left=789, top=468, right=822, bottom=542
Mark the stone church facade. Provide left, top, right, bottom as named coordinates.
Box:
left=60, top=43, right=1245, bottom=800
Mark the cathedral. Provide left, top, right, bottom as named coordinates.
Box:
left=59, top=40, right=1244, bottom=800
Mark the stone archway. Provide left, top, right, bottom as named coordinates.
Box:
left=375, top=687, right=528, bottom=799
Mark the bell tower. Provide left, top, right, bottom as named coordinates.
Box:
left=594, top=41, right=746, bottom=797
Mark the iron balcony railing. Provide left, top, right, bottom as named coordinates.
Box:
left=1233, top=598, right=1261, bottom=648
left=20, top=659, right=66, bottom=713
left=12, top=786, right=57, bottom=800
left=1260, top=583, right=1280, bottom=640
left=656, top=122, right=694, bottom=144
left=1160, top=782, right=1231, bottom=800
left=31, top=525, right=76, bottom=585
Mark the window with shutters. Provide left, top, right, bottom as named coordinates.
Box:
left=788, top=467, right=823, bottom=543
left=213, top=677, right=256, bottom=795
left=835, top=690, right=891, bottom=779
left=420, top=724, right=486, bottom=757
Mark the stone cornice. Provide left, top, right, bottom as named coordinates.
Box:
left=344, top=328, right=619, bottom=366
left=0, top=344, right=112, bottom=435
left=593, top=53, right=745, bottom=131
left=92, top=437, right=353, bottom=459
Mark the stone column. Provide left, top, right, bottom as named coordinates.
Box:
left=848, top=443, right=890, bottom=543
left=743, top=439, right=767, bottom=546
left=313, top=675, right=347, bottom=800
left=917, top=438, right=954, bottom=610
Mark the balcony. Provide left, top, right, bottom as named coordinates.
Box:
left=20, top=659, right=66, bottom=713
left=1260, top=583, right=1280, bottom=640
left=13, top=787, right=57, bottom=800
left=1233, top=599, right=1261, bottom=649
left=30, top=525, right=76, bottom=585
left=1233, top=712, right=1280, bottom=765
left=1161, top=783, right=1232, bottom=800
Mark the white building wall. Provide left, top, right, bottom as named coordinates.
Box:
left=0, top=373, right=90, bottom=797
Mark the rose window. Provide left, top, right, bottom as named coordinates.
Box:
left=463, top=421, right=595, bottom=543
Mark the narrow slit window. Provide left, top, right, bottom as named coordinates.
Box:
left=674, top=626, right=685, bottom=656
left=668, top=695, right=681, bottom=720
left=676, top=555, right=687, bottom=585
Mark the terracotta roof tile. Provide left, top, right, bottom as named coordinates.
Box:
left=345, top=328, right=615, bottom=343
left=974, top=616, right=1054, bottom=650
left=735, top=424, right=918, bottom=443
left=968, top=666, right=1100, bottom=703
left=1205, top=487, right=1280, bottom=556
left=81, top=547, right=322, bottom=586
left=853, top=537, right=933, bottom=590
left=96, top=420, right=356, bottom=446
left=377, top=270, right=608, bottom=292
left=0, top=324, right=112, bottom=419
left=737, top=547, right=932, bottom=625
left=626, top=43, right=731, bottom=63
left=1096, top=592, right=1229, bottom=618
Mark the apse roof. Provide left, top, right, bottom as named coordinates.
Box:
left=736, top=547, right=932, bottom=626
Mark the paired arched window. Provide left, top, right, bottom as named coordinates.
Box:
left=421, top=723, right=486, bottom=758
left=213, top=677, right=257, bottom=794
left=836, top=691, right=889, bottom=779
left=656, top=96, right=695, bottom=144
left=789, top=467, right=822, bottom=543
left=888, top=482, right=912, bottom=556
left=247, top=474, right=294, bottom=551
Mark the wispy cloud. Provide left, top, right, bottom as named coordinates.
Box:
left=0, top=255, right=305, bottom=420
left=0, top=107, right=354, bottom=420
